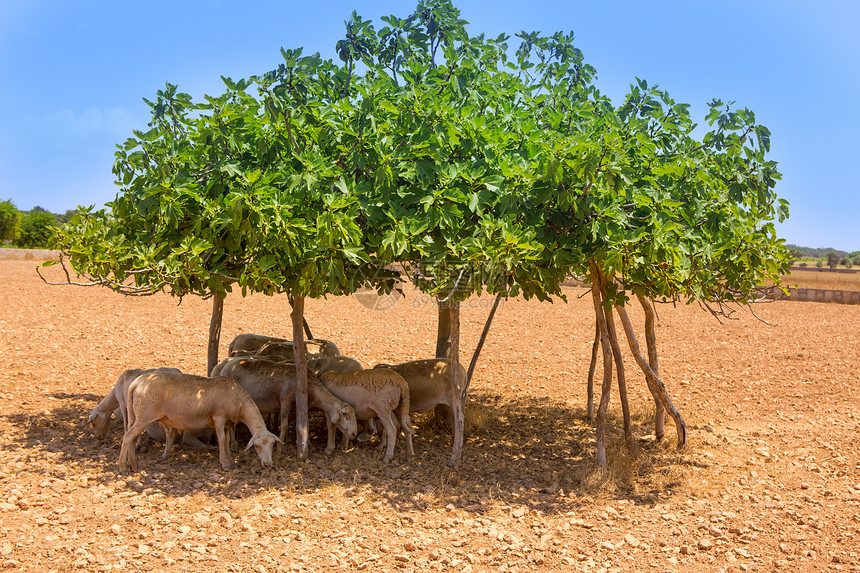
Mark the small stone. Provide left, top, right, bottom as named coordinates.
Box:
left=623, top=534, right=640, bottom=548
left=109, top=525, right=121, bottom=535
left=512, top=507, right=527, bottom=518
left=393, top=554, right=410, bottom=563
left=698, top=539, right=714, bottom=550
left=680, top=545, right=693, bottom=555
left=0, top=543, right=12, bottom=556
left=599, top=541, right=614, bottom=551
left=403, top=542, right=417, bottom=552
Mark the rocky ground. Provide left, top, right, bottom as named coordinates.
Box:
left=0, top=259, right=858, bottom=572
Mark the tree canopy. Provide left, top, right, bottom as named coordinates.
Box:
left=45, top=0, right=792, bottom=466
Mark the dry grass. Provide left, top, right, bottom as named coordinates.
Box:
left=780, top=269, right=860, bottom=290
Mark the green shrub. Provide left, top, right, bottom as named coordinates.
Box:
left=13, top=211, right=58, bottom=248
left=799, top=262, right=807, bottom=268
left=0, top=199, right=18, bottom=243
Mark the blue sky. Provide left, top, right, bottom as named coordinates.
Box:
left=1, top=1, right=858, bottom=251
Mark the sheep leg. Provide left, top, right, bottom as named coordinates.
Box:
left=214, top=420, right=237, bottom=470
left=375, top=409, right=397, bottom=463
left=119, top=420, right=148, bottom=473
left=162, top=427, right=177, bottom=459
left=324, top=417, right=337, bottom=455
left=181, top=430, right=215, bottom=450
left=399, top=412, right=414, bottom=461
left=278, top=401, right=293, bottom=454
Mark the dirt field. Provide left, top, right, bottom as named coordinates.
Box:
left=1, top=259, right=859, bottom=572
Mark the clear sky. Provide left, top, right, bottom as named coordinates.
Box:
left=1, top=1, right=858, bottom=251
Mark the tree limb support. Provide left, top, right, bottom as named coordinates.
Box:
left=616, top=304, right=687, bottom=449
left=586, top=320, right=599, bottom=421
left=637, top=293, right=665, bottom=441
left=462, top=293, right=502, bottom=402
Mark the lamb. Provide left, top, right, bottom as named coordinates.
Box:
left=87, top=368, right=214, bottom=451
left=118, top=371, right=281, bottom=473
left=212, top=356, right=358, bottom=453
left=320, top=370, right=414, bottom=463
left=227, top=333, right=340, bottom=358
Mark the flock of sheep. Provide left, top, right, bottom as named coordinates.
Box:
left=87, top=334, right=466, bottom=473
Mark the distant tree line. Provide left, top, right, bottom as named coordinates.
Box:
left=787, top=244, right=860, bottom=269
left=0, top=199, right=74, bottom=249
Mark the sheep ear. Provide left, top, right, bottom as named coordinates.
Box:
left=274, top=434, right=284, bottom=444
left=329, top=409, right=340, bottom=425
left=87, top=411, right=97, bottom=424
left=244, top=436, right=256, bottom=451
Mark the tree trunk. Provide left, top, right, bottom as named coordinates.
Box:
left=462, top=294, right=502, bottom=402
left=291, top=295, right=310, bottom=459
left=604, top=304, right=634, bottom=452
left=588, top=261, right=614, bottom=468
left=288, top=294, right=314, bottom=340
left=207, top=294, right=225, bottom=376
left=448, top=299, right=465, bottom=467
left=616, top=304, right=687, bottom=449
left=435, top=297, right=451, bottom=359
left=592, top=266, right=634, bottom=452
left=586, top=320, right=599, bottom=421
left=637, top=293, right=665, bottom=441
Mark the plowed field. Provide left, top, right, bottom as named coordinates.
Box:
left=1, top=260, right=858, bottom=572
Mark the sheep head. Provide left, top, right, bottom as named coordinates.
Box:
left=245, top=429, right=282, bottom=468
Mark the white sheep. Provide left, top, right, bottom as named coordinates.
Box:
left=212, top=356, right=358, bottom=454
left=227, top=333, right=340, bottom=358
left=118, top=370, right=281, bottom=473
left=87, top=368, right=214, bottom=452
left=373, top=358, right=465, bottom=422
left=320, top=370, right=414, bottom=463
left=372, top=359, right=466, bottom=461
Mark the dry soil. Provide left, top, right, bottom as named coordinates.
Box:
left=1, top=260, right=858, bottom=572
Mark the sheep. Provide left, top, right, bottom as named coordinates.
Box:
left=227, top=333, right=340, bottom=358
left=88, top=367, right=214, bottom=452
left=372, top=358, right=465, bottom=422
left=118, top=370, right=281, bottom=473
left=308, top=356, right=363, bottom=377
left=370, top=360, right=466, bottom=461
left=320, top=370, right=414, bottom=463
left=211, top=356, right=357, bottom=453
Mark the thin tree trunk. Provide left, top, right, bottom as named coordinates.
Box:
left=637, top=293, right=665, bottom=441
left=291, top=295, right=310, bottom=459
left=616, top=304, right=687, bottom=449
left=448, top=299, right=465, bottom=467
left=587, top=320, right=599, bottom=421
left=462, top=294, right=502, bottom=402
left=592, top=267, right=634, bottom=451
left=207, top=293, right=225, bottom=376
left=589, top=260, right=614, bottom=468
left=288, top=294, right=314, bottom=340
left=435, top=297, right=451, bottom=359
left=604, top=306, right=634, bottom=452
